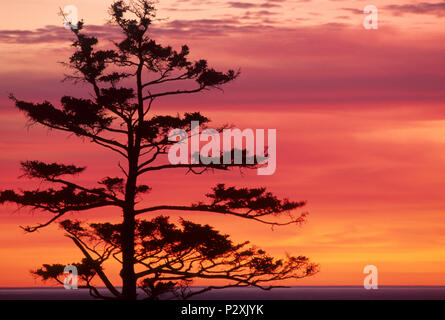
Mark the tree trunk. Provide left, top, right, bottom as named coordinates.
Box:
left=121, top=151, right=138, bottom=300
left=121, top=50, right=144, bottom=300
left=121, top=205, right=137, bottom=299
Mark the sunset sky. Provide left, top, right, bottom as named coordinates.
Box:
left=1, top=0, right=445, bottom=287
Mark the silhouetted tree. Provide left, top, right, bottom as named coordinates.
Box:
left=1, top=0, right=317, bottom=300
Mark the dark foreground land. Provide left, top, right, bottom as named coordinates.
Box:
left=0, top=286, right=444, bottom=300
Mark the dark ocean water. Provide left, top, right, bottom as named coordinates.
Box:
left=0, top=286, right=444, bottom=300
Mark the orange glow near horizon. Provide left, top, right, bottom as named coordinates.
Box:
left=1, top=0, right=445, bottom=288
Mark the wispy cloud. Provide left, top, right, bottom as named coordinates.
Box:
left=228, top=1, right=281, bottom=9
left=341, top=8, right=363, bottom=15
left=385, top=2, right=445, bottom=17
left=0, top=25, right=121, bottom=44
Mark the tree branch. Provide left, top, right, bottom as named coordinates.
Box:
left=134, top=205, right=306, bottom=227
left=68, top=235, right=121, bottom=298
